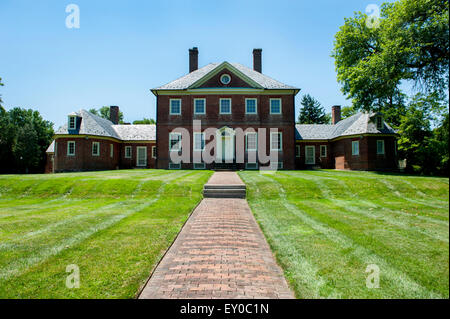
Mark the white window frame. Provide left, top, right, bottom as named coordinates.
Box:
left=68, top=116, right=76, bottom=130
left=152, top=146, right=157, bottom=159
left=269, top=98, right=282, bottom=114
left=295, top=145, right=301, bottom=158
left=245, top=98, right=258, bottom=115
left=219, top=98, right=232, bottom=114
left=136, top=146, right=147, bottom=167
left=125, top=146, right=132, bottom=159
left=193, top=98, right=206, bottom=115
left=246, top=132, right=258, bottom=151
left=352, top=141, right=360, bottom=156
left=169, top=132, right=182, bottom=151
left=67, top=141, right=75, bottom=156
left=92, top=142, right=100, bottom=157
left=220, top=74, right=231, bottom=85
left=320, top=145, right=327, bottom=158
left=110, top=144, right=114, bottom=158
left=169, top=99, right=182, bottom=115
left=193, top=132, right=205, bottom=151
left=305, top=146, right=315, bottom=165
left=377, top=140, right=385, bottom=155
left=270, top=132, right=283, bottom=151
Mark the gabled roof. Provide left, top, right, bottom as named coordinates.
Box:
left=54, top=109, right=156, bottom=141
left=152, top=62, right=298, bottom=91
left=296, top=112, right=397, bottom=140
left=46, top=140, right=55, bottom=153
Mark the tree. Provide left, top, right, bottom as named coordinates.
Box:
left=0, top=77, right=3, bottom=107
left=332, top=0, right=449, bottom=111
left=341, top=106, right=358, bottom=120
left=89, top=106, right=124, bottom=123
left=13, top=123, right=40, bottom=173
left=133, top=118, right=156, bottom=124
left=298, top=94, right=329, bottom=124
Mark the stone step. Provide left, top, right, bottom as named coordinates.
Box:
left=204, top=184, right=246, bottom=190
left=202, top=188, right=246, bottom=199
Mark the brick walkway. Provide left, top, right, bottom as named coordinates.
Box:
left=139, top=172, right=294, bottom=299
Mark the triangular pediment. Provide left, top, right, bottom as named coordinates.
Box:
left=189, top=62, right=263, bottom=89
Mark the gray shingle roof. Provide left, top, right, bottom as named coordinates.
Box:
left=152, top=62, right=298, bottom=90
left=54, top=109, right=156, bottom=141
left=296, top=112, right=397, bottom=140
left=46, top=140, right=55, bottom=153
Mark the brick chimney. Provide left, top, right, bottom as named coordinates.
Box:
left=332, top=105, right=341, bottom=125
left=253, top=48, right=262, bottom=73
left=189, top=47, right=199, bottom=73
left=110, top=106, right=119, bottom=124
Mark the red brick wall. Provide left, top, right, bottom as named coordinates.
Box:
left=156, top=92, right=296, bottom=169
left=120, top=142, right=156, bottom=169
left=199, top=70, right=253, bottom=88
left=45, top=154, right=54, bottom=173
left=295, top=142, right=332, bottom=169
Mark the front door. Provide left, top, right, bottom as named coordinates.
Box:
left=305, top=146, right=315, bottom=165
left=136, top=146, right=147, bottom=167
left=216, top=128, right=235, bottom=163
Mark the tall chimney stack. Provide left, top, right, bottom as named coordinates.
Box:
left=189, top=47, right=199, bottom=73
left=110, top=106, right=119, bottom=125
left=253, top=48, right=262, bottom=73
left=332, top=105, right=341, bottom=125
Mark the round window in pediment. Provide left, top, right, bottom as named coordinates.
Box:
left=220, top=74, right=231, bottom=85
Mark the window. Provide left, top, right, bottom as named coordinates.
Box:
left=305, top=146, right=315, bottom=164
left=170, top=99, right=181, bottom=115
left=193, top=132, right=205, bottom=151
left=270, top=99, right=282, bottom=114
left=376, top=116, right=383, bottom=130
left=245, top=98, right=257, bottom=114
left=246, top=132, right=257, bottom=151
left=92, top=142, right=100, bottom=156
left=137, top=146, right=147, bottom=167
left=67, top=141, right=75, bottom=156
left=270, top=132, right=283, bottom=151
left=194, top=98, right=206, bottom=115
left=169, top=162, right=181, bottom=169
left=295, top=145, right=301, bottom=158
left=352, top=141, right=359, bottom=156
left=377, top=140, right=385, bottom=155
left=152, top=146, right=157, bottom=159
left=68, top=116, right=76, bottom=130
left=125, top=146, right=132, bottom=158
left=220, top=98, right=232, bottom=114
left=194, top=163, right=206, bottom=170
left=169, top=133, right=182, bottom=151
left=245, top=163, right=258, bottom=170
left=320, top=145, right=327, bottom=157
left=220, top=74, right=231, bottom=85
left=110, top=144, right=114, bottom=158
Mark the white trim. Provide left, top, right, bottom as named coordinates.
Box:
left=125, top=146, right=132, bottom=158
left=270, top=132, right=283, bottom=151
left=92, top=142, right=100, bottom=156
left=154, top=89, right=298, bottom=96
left=152, top=146, right=157, bottom=159
left=67, top=141, right=75, bottom=156
left=68, top=116, right=76, bottom=130
left=305, top=146, right=315, bottom=165
left=219, top=98, right=232, bottom=114
left=193, top=132, right=205, bottom=151
left=136, top=146, right=147, bottom=167
left=377, top=140, right=385, bottom=155
left=352, top=141, right=359, bottom=156
left=220, top=74, right=231, bottom=85
left=295, top=145, right=301, bottom=158
left=193, top=163, right=206, bottom=170
left=169, top=132, right=182, bottom=151
left=110, top=144, right=114, bottom=158
left=320, top=145, right=327, bottom=158
left=245, top=132, right=258, bottom=151
left=169, top=99, right=182, bottom=115
left=193, top=98, right=206, bottom=115
left=245, top=98, right=258, bottom=114
left=269, top=98, right=282, bottom=114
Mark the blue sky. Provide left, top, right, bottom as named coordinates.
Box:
left=0, top=0, right=387, bottom=127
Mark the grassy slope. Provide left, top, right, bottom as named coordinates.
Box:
left=239, top=170, right=449, bottom=299
left=0, top=170, right=212, bottom=298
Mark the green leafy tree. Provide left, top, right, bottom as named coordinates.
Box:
left=133, top=118, right=156, bottom=124
left=341, top=106, right=358, bottom=119
left=332, top=0, right=449, bottom=111
left=13, top=123, right=40, bottom=173
left=89, top=106, right=124, bottom=124
left=0, top=77, right=3, bottom=107
left=298, top=94, right=329, bottom=124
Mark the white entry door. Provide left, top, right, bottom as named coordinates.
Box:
left=305, top=146, right=315, bottom=165
left=136, top=146, right=147, bottom=167
left=216, top=129, right=235, bottom=163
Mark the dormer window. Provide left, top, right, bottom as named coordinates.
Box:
left=68, top=116, right=76, bottom=130
left=376, top=116, right=383, bottom=130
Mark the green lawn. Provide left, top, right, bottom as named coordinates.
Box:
left=238, top=170, right=449, bottom=299
left=0, top=169, right=212, bottom=298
